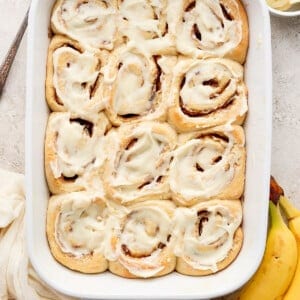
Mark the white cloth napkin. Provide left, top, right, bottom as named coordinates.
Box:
left=0, top=168, right=74, bottom=300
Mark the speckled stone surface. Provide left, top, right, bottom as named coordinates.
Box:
left=0, top=2, right=299, bottom=298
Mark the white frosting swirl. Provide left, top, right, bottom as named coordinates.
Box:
left=52, top=46, right=104, bottom=116
left=118, top=0, right=175, bottom=54
left=48, top=113, right=109, bottom=185
left=173, top=0, right=242, bottom=57
left=104, top=122, right=176, bottom=203
left=172, top=200, right=242, bottom=272
left=178, top=59, right=244, bottom=115
left=55, top=194, right=108, bottom=257
left=51, top=0, right=117, bottom=50
left=111, top=202, right=174, bottom=278
left=103, top=46, right=168, bottom=124
left=169, top=127, right=243, bottom=204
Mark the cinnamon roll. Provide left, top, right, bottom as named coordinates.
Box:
left=45, top=112, right=111, bottom=194
left=118, top=0, right=175, bottom=55
left=103, top=46, right=174, bottom=126
left=46, top=192, right=109, bottom=273
left=169, top=0, right=249, bottom=63
left=103, top=122, right=177, bottom=204
left=46, top=36, right=108, bottom=118
left=51, top=0, right=118, bottom=50
left=169, top=125, right=245, bottom=206
left=107, top=200, right=176, bottom=278
left=168, top=57, right=248, bottom=132
left=172, top=200, right=243, bottom=275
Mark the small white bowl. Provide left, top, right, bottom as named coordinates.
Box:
left=267, top=3, right=300, bottom=17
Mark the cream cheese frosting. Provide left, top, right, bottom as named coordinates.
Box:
left=104, top=122, right=177, bottom=203
left=169, top=126, right=244, bottom=205
left=55, top=194, right=108, bottom=257
left=171, top=0, right=242, bottom=58
left=108, top=201, right=175, bottom=277
left=52, top=46, right=104, bottom=118
left=103, top=46, right=170, bottom=124
left=171, top=200, right=242, bottom=272
left=46, top=112, right=110, bottom=194
left=118, top=0, right=175, bottom=55
left=51, top=0, right=117, bottom=50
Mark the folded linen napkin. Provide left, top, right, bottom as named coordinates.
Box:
left=0, top=168, right=73, bottom=300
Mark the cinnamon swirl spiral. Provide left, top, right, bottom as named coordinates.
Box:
left=169, top=0, right=249, bottom=63
left=46, top=192, right=109, bottom=273
left=169, top=125, right=245, bottom=206
left=103, top=46, right=173, bottom=126
left=46, top=36, right=108, bottom=118
left=118, top=0, right=175, bottom=55
left=168, top=57, right=248, bottom=132
left=45, top=112, right=111, bottom=194
left=172, top=200, right=243, bottom=275
left=51, top=0, right=118, bottom=50
left=103, top=122, right=177, bottom=204
left=107, top=200, right=176, bottom=278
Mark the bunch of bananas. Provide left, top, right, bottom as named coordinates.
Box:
left=237, top=177, right=300, bottom=300
left=266, top=0, right=300, bottom=11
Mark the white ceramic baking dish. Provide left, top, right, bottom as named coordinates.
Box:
left=25, top=1, right=272, bottom=299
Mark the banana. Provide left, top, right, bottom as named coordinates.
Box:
left=266, top=0, right=292, bottom=11
left=238, top=202, right=298, bottom=300
left=280, top=196, right=300, bottom=300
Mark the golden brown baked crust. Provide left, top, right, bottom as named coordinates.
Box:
left=103, top=121, right=177, bottom=205
left=108, top=200, right=176, bottom=278
left=45, top=35, right=107, bottom=116
left=45, top=112, right=110, bottom=194
left=46, top=192, right=108, bottom=274
left=169, top=125, right=246, bottom=206
left=170, top=0, right=249, bottom=64
left=173, top=199, right=243, bottom=275
left=167, top=57, right=248, bottom=133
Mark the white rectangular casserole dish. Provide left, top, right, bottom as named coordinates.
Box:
left=25, top=0, right=272, bottom=298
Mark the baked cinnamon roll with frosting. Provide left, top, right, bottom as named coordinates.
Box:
left=172, top=200, right=243, bottom=275
left=118, top=0, right=175, bottom=55
left=45, top=112, right=111, bottom=194
left=46, top=36, right=108, bottom=118
left=103, top=122, right=177, bottom=204
left=107, top=200, right=176, bottom=278
left=103, top=46, right=174, bottom=126
left=46, top=192, right=109, bottom=273
left=169, top=125, right=245, bottom=206
left=169, top=0, right=249, bottom=63
left=168, top=57, right=248, bottom=132
left=51, top=0, right=118, bottom=50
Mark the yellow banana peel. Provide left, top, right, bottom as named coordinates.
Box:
left=238, top=202, right=297, bottom=300
left=280, top=196, right=300, bottom=300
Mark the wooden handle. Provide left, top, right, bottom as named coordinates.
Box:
left=0, top=9, right=29, bottom=97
